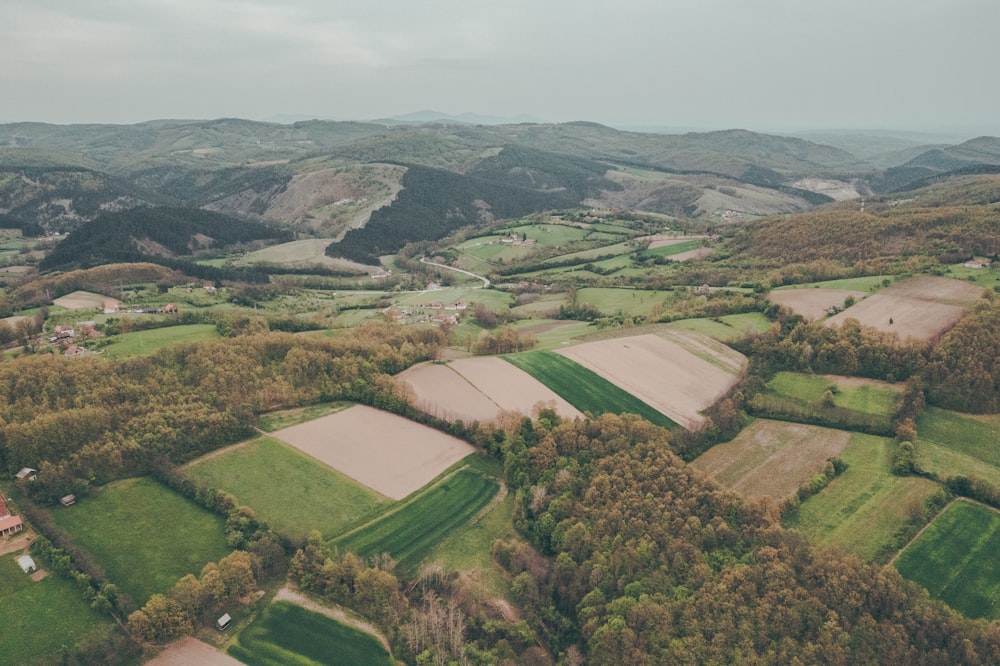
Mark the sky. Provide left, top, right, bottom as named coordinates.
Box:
left=2, top=0, right=998, bottom=134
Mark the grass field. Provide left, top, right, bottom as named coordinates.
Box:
left=575, top=287, right=675, bottom=317
left=663, top=313, right=772, bottom=343
left=784, top=433, right=940, bottom=561
left=0, top=557, right=114, bottom=664
left=102, top=324, right=219, bottom=358
left=184, top=437, right=387, bottom=540
left=773, top=275, right=895, bottom=292
left=504, top=350, right=678, bottom=428
left=917, top=407, right=1000, bottom=469
left=228, top=601, right=394, bottom=666
left=334, top=468, right=498, bottom=575
left=894, top=500, right=1000, bottom=619
left=257, top=402, right=353, bottom=432
left=641, top=239, right=702, bottom=257
left=52, top=477, right=231, bottom=605
left=766, top=373, right=901, bottom=417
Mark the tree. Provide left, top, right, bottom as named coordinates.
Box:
left=127, top=594, right=192, bottom=643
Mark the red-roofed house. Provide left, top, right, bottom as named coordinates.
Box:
left=0, top=497, right=23, bottom=537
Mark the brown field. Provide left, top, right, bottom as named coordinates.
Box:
left=52, top=290, right=109, bottom=310
left=641, top=234, right=707, bottom=249
left=557, top=332, right=746, bottom=430
left=398, top=357, right=581, bottom=424
left=767, top=288, right=868, bottom=321
left=824, top=276, right=985, bottom=341
left=670, top=247, right=715, bottom=262
left=691, top=420, right=850, bottom=498
left=0, top=265, right=32, bottom=273
left=272, top=405, right=475, bottom=500
left=146, top=637, right=242, bottom=666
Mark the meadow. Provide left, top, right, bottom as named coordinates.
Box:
left=662, top=312, right=772, bottom=342
left=504, top=350, right=678, bottom=428
left=917, top=407, right=1000, bottom=469
left=52, top=477, right=231, bottom=605
left=894, top=500, right=1000, bottom=619
left=333, top=468, right=499, bottom=575
left=101, top=324, right=219, bottom=358
left=227, top=601, right=394, bottom=666
left=0, top=557, right=113, bottom=665
left=784, top=433, right=940, bottom=561
left=184, top=437, right=387, bottom=540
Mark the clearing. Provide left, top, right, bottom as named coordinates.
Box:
left=398, top=357, right=581, bottom=424
left=555, top=331, right=746, bottom=430
left=767, top=288, right=868, bottom=321
left=691, top=420, right=850, bottom=499
left=102, top=324, right=219, bottom=358
left=916, top=407, right=1000, bottom=486
left=52, top=290, right=110, bottom=310
left=825, top=275, right=985, bottom=342
left=184, top=437, right=387, bottom=540
left=271, top=405, right=476, bottom=500
left=51, top=477, right=231, bottom=605
left=894, top=499, right=1000, bottom=620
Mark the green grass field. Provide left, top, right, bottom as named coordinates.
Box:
left=663, top=313, right=772, bottom=343
left=257, top=402, right=353, bottom=432
left=772, top=275, right=896, bottom=292
left=334, top=468, right=498, bottom=575
left=102, top=324, right=219, bottom=358
left=784, top=433, right=940, bottom=561
left=894, top=500, right=1000, bottom=619
left=766, top=372, right=901, bottom=417
left=504, top=350, right=678, bottom=428
left=184, top=437, right=387, bottom=540
left=52, top=477, right=231, bottom=605
left=575, top=287, right=675, bottom=317
left=641, top=239, right=702, bottom=257
left=0, top=557, right=114, bottom=664
left=917, top=407, right=1000, bottom=469
left=228, top=601, right=394, bottom=666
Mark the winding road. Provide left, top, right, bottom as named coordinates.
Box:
left=420, top=257, right=490, bottom=288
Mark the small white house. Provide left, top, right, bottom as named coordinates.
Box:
left=17, top=555, right=36, bottom=574
left=217, top=613, right=232, bottom=630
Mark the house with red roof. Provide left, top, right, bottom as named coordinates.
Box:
left=0, top=496, right=23, bottom=537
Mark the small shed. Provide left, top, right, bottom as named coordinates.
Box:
left=217, top=613, right=232, bottom=630
left=17, top=555, right=36, bottom=574
left=60, top=494, right=76, bottom=507
left=15, top=468, right=37, bottom=482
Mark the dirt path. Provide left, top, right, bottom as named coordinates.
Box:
left=420, top=257, right=490, bottom=288
left=273, top=585, right=393, bottom=655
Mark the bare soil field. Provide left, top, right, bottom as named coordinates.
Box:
left=52, top=290, right=109, bottom=310
left=670, top=247, right=715, bottom=261
left=639, top=234, right=707, bottom=250
left=0, top=265, right=31, bottom=273
left=767, top=288, right=868, bottom=321
left=825, top=276, right=985, bottom=342
left=557, top=332, right=746, bottom=430
left=146, top=637, right=242, bottom=666
left=398, top=358, right=581, bottom=424
left=691, top=420, right=850, bottom=498
left=237, top=239, right=375, bottom=274
left=272, top=405, right=475, bottom=500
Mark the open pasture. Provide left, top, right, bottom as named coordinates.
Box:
left=555, top=332, right=745, bottom=430
left=334, top=468, right=498, bottom=575
left=663, top=312, right=772, bottom=343
left=184, top=437, right=387, bottom=540
left=916, top=407, right=1000, bottom=484
left=691, top=420, right=850, bottom=499
left=575, top=287, right=675, bottom=317
left=767, top=288, right=868, bottom=321
left=784, top=433, right=940, bottom=561
left=753, top=372, right=902, bottom=432
left=52, top=290, right=110, bottom=310
left=894, top=500, right=1000, bottom=620
left=102, top=323, right=219, bottom=358
left=228, top=600, right=394, bottom=666
left=667, top=247, right=715, bottom=261
left=398, top=357, right=581, bottom=424
left=272, top=405, right=475, bottom=500
left=52, top=477, right=231, bottom=605
left=237, top=239, right=373, bottom=274
left=0, top=556, right=114, bottom=665
left=505, top=350, right=678, bottom=428
left=825, top=275, right=985, bottom=341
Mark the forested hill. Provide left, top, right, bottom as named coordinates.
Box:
left=39, top=207, right=291, bottom=272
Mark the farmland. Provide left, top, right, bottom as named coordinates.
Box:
left=894, top=500, right=1000, bottom=620
left=691, top=419, right=850, bottom=499
left=555, top=332, right=746, bottom=430
left=272, top=405, right=476, bottom=500
left=504, top=350, right=678, bottom=428
left=0, top=557, right=113, bottom=665
left=825, top=275, right=985, bottom=341
left=184, top=437, right=388, bottom=540
left=398, top=357, right=581, bottom=424
left=228, top=600, right=394, bottom=666
left=766, top=288, right=867, bottom=321
left=51, top=477, right=231, bottom=605
left=784, top=433, right=940, bottom=561
left=662, top=312, right=772, bottom=342
left=101, top=323, right=219, bottom=358
left=334, top=467, right=499, bottom=575
left=51, top=290, right=110, bottom=310
left=916, top=408, right=1000, bottom=485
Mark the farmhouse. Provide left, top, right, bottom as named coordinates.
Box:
left=103, top=299, right=120, bottom=314
left=15, top=468, right=37, bottom=482
left=0, top=497, right=24, bottom=536
left=17, top=555, right=36, bottom=574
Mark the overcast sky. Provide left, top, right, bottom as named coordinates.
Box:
left=2, top=0, right=997, bottom=134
